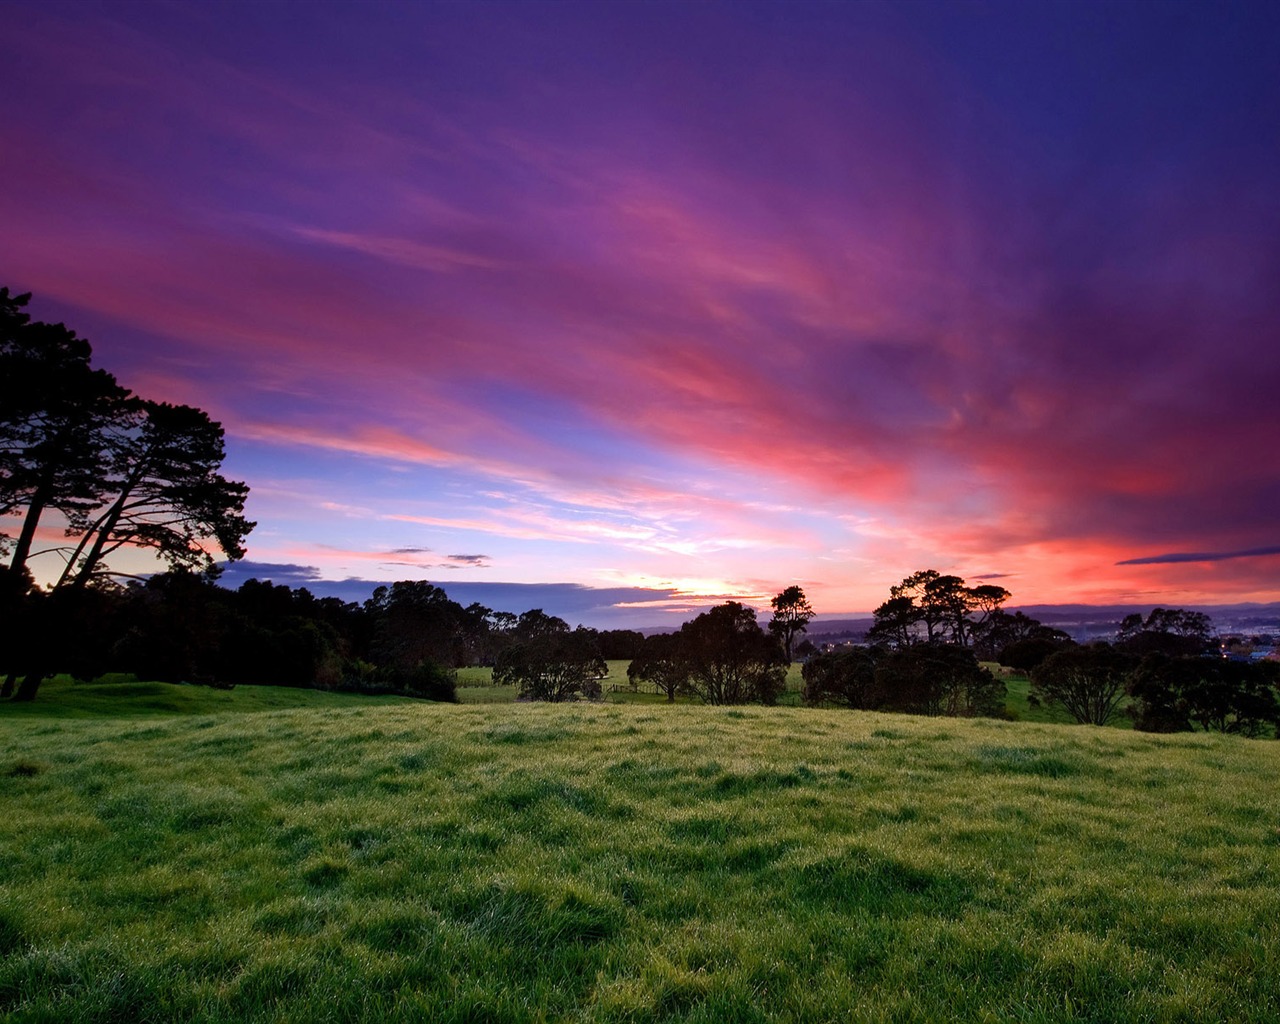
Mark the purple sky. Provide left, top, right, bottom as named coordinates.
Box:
left=3, top=0, right=1278, bottom=626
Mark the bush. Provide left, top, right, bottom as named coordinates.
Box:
left=1128, top=655, right=1279, bottom=735
left=494, top=625, right=606, bottom=702
left=1030, top=644, right=1134, bottom=726
left=873, top=644, right=1006, bottom=718
left=801, top=648, right=876, bottom=707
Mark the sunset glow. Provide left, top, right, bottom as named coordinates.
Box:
left=3, top=0, right=1278, bottom=625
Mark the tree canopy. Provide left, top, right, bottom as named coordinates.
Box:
left=676, top=602, right=787, bottom=705
left=493, top=611, right=606, bottom=702
left=2, top=289, right=253, bottom=597
left=768, top=585, right=815, bottom=662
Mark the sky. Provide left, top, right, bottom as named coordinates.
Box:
left=3, top=0, right=1279, bottom=627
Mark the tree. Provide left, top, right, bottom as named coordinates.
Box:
left=768, top=585, right=815, bottom=661
left=872, top=643, right=1006, bottom=718
left=494, top=613, right=606, bottom=701
left=1116, top=608, right=1215, bottom=658
left=977, top=609, right=1070, bottom=661
left=999, top=635, right=1074, bottom=674
left=964, top=584, right=1013, bottom=654
left=867, top=595, right=920, bottom=650
left=1029, top=644, right=1134, bottom=726
left=922, top=574, right=972, bottom=645
left=1127, top=655, right=1279, bottom=736
left=891, top=570, right=945, bottom=642
left=110, top=570, right=232, bottom=687
left=365, top=580, right=463, bottom=677
left=1, top=287, right=131, bottom=579
left=627, top=631, right=688, bottom=702
left=55, top=402, right=253, bottom=588
left=868, top=571, right=1014, bottom=652
left=3, top=290, right=256, bottom=701
left=801, top=647, right=876, bottom=708
left=598, top=628, right=645, bottom=660
left=674, top=602, right=786, bottom=705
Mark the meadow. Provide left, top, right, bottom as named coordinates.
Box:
left=2, top=678, right=1278, bottom=1022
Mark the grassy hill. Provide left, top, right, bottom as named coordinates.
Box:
left=2, top=680, right=1278, bottom=1022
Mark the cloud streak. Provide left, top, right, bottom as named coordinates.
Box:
left=1117, top=547, right=1280, bottom=567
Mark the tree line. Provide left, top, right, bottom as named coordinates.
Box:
left=798, top=575, right=1280, bottom=736
left=2, top=571, right=649, bottom=703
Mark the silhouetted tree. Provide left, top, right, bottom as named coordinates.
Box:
left=1116, top=608, right=1215, bottom=658
left=872, top=643, right=1005, bottom=717
left=56, top=401, right=253, bottom=588
left=365, top=580, right=463, bottom=678
left=801, top=647, right=876, bottom=708
left=977, top=609, right=1071, bottom=661
left=768, top=585, right=815, bottom=661
left=867, top=595, right=920, bottom=650
left=1128, top=654, right=1279, bottom=735
left=494, top=613, right=606, bottom=701
left=1029, top=644, right=1134, bottom=726
left=868, top=571, right=1015, bottom=653
left=675, top=602, right=786, bottom=705
left=111, top=571, right=231, bottom=687
left=627, top=631, right=688, bottom=701
left=1, top=287, right=131, bottom=579
left=598, top=628, right=645, bottom=661
left=999, top=635, right=1075, bottom=674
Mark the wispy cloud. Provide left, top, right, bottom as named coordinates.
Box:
left=1117, top=547, right=1280, bottom=566
left=5, top=2, right=1279, bottom=610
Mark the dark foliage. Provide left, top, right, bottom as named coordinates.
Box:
left=768, top=585, right=815, bottom=662
left=1, top=287, right=131, bottom=580
left=365, top=581, right=464, bottom=673
left=1000, top=635, right=1076, bottom=674
left=867, top=570, right=1010, bottom=652
left=627, top=631, right=688, bottom=702
left=598, top=628, right=645, bottom=661
left=674, top=602, right=787, bottom=705
left=872, top=644, right=1007, bottom=718
left=2, top=288, right=254, bottom=699
left=801, top=648, right=877, bottom=708
left=1128, top=654, right=1279, bottom=735
left=494, top=613, right=606, bottom=701
left=1116, top=608, right=1216, bottom=658
left=980, top=610, right=1072, bottom=663
left=1029, top=644, right=1135, bottom=726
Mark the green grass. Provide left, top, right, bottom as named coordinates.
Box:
left=2, top=681, right=1279, bottom=1022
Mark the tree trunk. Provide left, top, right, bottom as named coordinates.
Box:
left=66, top=492, right=128, bottom=589
left=12, top=671, right=44, bottom=702
left=0, top=673, right=15, bottom=699
left=7, top=477, right=51, bottom=578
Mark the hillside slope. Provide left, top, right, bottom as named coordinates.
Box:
left=2, top=684, right=1278, bottom=1022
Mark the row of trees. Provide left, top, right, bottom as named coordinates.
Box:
left=1029, top=641, right=1278, bottom=736
left=798, top=572, right=1278, bottom=736
left=4, top=285, right=1274, bottom=730
left=1, top=571, right=660, bottom=703
left=801, top=643, right=1005, bottom=717
left=498, top=590, right=816, bottom=704
left=866, top=569, right=1074, bottom=661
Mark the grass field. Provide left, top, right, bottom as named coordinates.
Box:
left=3, top=679, right=1279, bottom=1022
